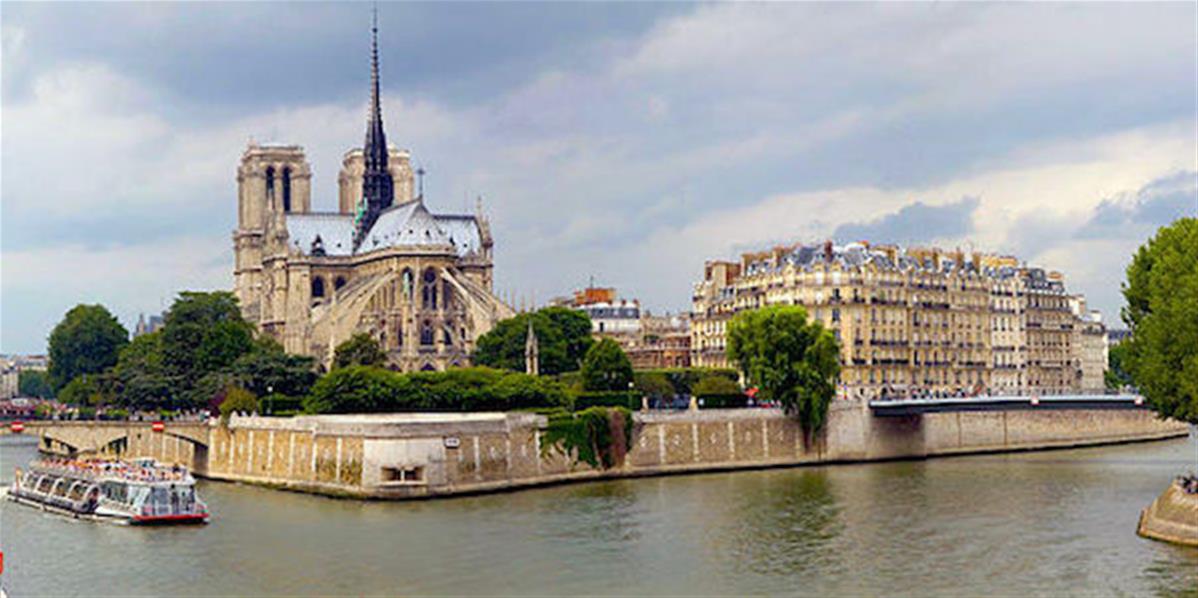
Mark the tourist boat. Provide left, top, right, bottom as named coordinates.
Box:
left=7, top=457, right=209, bottom=525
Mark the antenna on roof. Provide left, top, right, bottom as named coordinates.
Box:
left=416, top=166, right=426, bottom=198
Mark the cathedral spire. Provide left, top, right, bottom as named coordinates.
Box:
left=355, top=4, right=395, bottom=250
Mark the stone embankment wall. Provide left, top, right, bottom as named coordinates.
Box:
left=198, top=403, right=1185, bottom=498
left=1138, top=481, right=1198, bottom=547
left=33, top=404, right=1186, bottom=499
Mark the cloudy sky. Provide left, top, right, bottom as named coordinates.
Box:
left=2, top=2, right=1195, bottom=354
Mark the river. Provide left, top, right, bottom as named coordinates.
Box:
left=1, top=436, right=1195, bottom=596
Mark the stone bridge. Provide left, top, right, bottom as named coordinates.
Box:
left=21, top=421, right=213, bottom=474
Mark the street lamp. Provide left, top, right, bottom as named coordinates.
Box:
left=266, top=385, right=274, bottom=416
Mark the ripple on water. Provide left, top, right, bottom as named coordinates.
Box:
left=2, top=436, right=1196, bottom=596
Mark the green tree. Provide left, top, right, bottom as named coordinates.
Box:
left=304, top=366, right=408, bottom=414
left=219, top=386, right=259, bottom=421
left=48, top=304, right=129, bottom=391
left=110, top=331, right=176, bottom=410
left=333, top=333, right=387, bottom=369
left=160, top=292, right=255, bottom=406
left=234, top=338, right=317, bottom=397
left=726, top=305, right=840, bottom=436
left=473, top=308, right=594, bottom=375
left=1120, top=218, right=1198, bottom=425
left=581, top=338, right=634, bottom=392
left=1104, top=342, right=1133, bottom=391
left=59, top=375, right=104, bottom=406
left=18, top=370, right=54, bottom=399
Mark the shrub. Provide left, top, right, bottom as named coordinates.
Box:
left=634, top=372, right=674, bottom=399
left=303, top=366, right=570, bottom=414
left=635, top=368, right=740, bottom=395
left=103, top=408, right=130, bottom=421
left=219, top=386, right=259, bottom=421
left=303, top=366, right=406, bottom=414
left=574, top=391, right=640, bottom=410
left=692, top=374, right=742, bottom=397
left=260, top=393, right=302, bottom=415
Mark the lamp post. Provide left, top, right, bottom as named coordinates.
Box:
left=266, top=385, right=274, bottom=416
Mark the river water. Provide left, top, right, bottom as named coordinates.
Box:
left=1, top=436, right=1195, bottom=596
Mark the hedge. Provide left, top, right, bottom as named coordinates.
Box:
left=634, top=368, right=739, bottom=395
left=573, top=391, right=640, bottom=410
left=303, top=366, right=571, bottom=414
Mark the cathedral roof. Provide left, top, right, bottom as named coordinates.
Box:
left=286, top=201, right=482, bottom=258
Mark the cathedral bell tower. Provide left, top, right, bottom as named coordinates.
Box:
left=234, top=143, right=311, bottom=324
left=353, top=9, right=395, bottom=250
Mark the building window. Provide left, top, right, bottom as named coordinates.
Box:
left=334, top=276, right=347, bottom=290
left=265, top=166, right=275, bottom=202
left=282, top=167, right=292, bottom=212
left=381, top=466, right=424, bottom=484
left=422, top=269, right=438, bottom=310
left=402, top=269, right=414, bottom=302
left=421, top=320, right=434, bottom=346
left=311, top=277, right=325, bottom=299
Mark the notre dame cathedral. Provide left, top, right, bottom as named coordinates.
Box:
left=233, top=18, right=513, bottom=371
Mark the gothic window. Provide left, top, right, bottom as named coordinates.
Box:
left=420, top=320, right=434, bottom=346
left=282, top=167, right=292, bottom=212
left=334, top=276, right=347, bottom=290
left=396, top=322, right=403, bottom=347
left=442, top=281, right=453, bottom=309
left=421, top=363, right=437, bottom=372
left=265, top=166, right=275, bottom=202
left=443, top=320, right=454, bottom=346
left=422, top=268, right=438, bottom=310
left=311, top=277, right=325, bottom=299
left=402, top=269, right=414, bottom=303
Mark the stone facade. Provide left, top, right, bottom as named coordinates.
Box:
left=692, top=242, right=1106, bottom=399
left=31, top=405, right=1186, bottom=500
left=232, top=25, right=513, bottom=371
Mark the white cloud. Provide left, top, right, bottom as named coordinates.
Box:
left=1, top=235, right=230, bottom=351
left=607, top=120, right=1196, bottom=321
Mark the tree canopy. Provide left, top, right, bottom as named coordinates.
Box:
left=1120, top=218, right=1198, bottom=424
left=726, top=305, right=840, bottom=434
left=18, top=370, right=54, bottom=399
left=161, top=291, right=255, bottom=391
left=473, top=307, right=594, bottom=375
left=303, top=366, right=568, bottom=414
left=581, top=338, right=634, bottom=391
left=333, top=333, right=387, bottom=369
left=48, top=304, right=129, bottom=391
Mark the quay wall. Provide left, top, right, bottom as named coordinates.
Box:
left=31, top=405, right=1187, bottom=499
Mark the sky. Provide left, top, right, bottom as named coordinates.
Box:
left=2, top=2, right=1196, bottom=354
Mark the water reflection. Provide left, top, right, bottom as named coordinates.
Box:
left=723, top=470, right=843, bottom=577
left=2, top=437, right=1196, bottom=596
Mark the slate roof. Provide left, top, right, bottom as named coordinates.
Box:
left=285, top=200, right=482, bottom=258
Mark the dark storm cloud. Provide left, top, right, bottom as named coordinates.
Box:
left=1076, top=171, right=1197, bottom=239
left=1, top=2, right=686, bottom=120
left=833, top=197, right=980, bottom=245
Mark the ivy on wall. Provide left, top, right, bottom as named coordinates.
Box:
left=539, top=407, right=634, bottom=469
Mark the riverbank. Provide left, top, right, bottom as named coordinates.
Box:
left=57, top=400, right=1181, bottom=499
